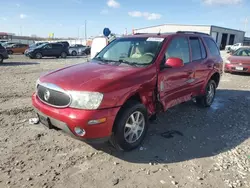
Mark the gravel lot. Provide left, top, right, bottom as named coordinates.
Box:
left=0, top=52, right=249, bottom=188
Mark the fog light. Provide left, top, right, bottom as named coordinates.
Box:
left=74, top=127, right=86, bottom=136
left=88, top=118, right=107, bottom=125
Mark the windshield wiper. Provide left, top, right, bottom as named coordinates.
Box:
left=94, top=57, right=109, bottom=64
left=118, top=59, right=149, bottom=67
left=95, top=57, right=121, bottom=65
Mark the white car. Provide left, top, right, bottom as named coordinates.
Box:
left=90, top=36, right=109, bottom=59
left=225, top=43, right=243, bottom=53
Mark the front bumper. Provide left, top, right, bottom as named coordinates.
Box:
left=224, top=64, right=250, bottom=73
left=32, top=93, right=120, bottom=143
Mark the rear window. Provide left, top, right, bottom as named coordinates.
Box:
left=52, top=44, right=62, bottom=48
left=203, top=37, right=220, bottom=56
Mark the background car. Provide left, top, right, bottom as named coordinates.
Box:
left=1, top=42, right=17, bottom=48
left=25, top=42, right=48, bottom=54
left=90, top=36, right=109, bottom=59
left=81, top=46, right=91, bottom=55
left=25, top=43, right=68, bottom=59
left=56, top=41, right=70, bottom=48
left=225, top=47, right=250, bottom=73
left=0, top=43, right=9, bottom=63
left=69, top=44, right=91, bottom=56
left=6, top=43, right=29, bottom=54
left=69, top=44, right=85, bottom=56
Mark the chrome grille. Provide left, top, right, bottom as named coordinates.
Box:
left=37, top=83, right=71, bottom=108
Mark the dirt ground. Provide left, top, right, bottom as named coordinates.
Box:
left=0, top=53, right=249, bottom=188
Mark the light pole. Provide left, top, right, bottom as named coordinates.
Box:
left=85, top=20, right=87, bottom=41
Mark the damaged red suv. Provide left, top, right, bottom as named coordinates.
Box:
left=32, top=31, right=223, bottom=151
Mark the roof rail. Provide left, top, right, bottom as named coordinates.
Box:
left=134, top=33, right=149, bottom=35
left=176, top=31, right=209, bottom=36
left=134, top=32, right=174, bottom=35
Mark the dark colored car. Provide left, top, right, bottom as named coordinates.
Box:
left=225, top=47, right=250, bottom=73
left=29, top=42, right=48, bottom=48
left=32, top=31, right=223, bottom=151
left=24, top=42, right=48, bottom=54
left=56, top=41, right=70, bottom=48
left=25, top=43, right=68, bottom=59
left=0, top=43, right=9, bottom=63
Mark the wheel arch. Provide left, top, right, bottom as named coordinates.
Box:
left=112, top=92, right=149, bottom=133
left=201, top=71, right=220, bottom=95
left=210, top=72, right=220, bottom=88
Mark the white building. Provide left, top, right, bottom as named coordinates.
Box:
left=134, top=24, right=245, bottom=50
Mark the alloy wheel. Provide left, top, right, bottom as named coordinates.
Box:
left=206, top=83, right=215, bottom=104
left=124, top=111, right=145, bottom=144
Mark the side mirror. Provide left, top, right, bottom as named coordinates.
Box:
left=165, top=57, right=184, bottom=68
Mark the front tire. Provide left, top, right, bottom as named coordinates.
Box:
left=72, top=51, right=77, bottom=56
left=35, top=53, right=42, bottom=59
left=61, top=52, right=67, bottom=58
left=196, top=80, right=216, bottom=107
left=8, top=50, right=13, bottom=55
left=110, top=101, right=148, bottom=151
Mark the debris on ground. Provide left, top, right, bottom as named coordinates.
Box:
left=29, top=118, right=39, bottom=125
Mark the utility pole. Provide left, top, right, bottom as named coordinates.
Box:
left=244, top=17, right=248, bottom=32
left=77, top=27, right=80, bottom=39
left=84, top=20, right=87, bottom=41
left=20, top=26, right=22, bottom=36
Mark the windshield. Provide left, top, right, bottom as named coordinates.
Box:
left=29, top=43, right=37, bottom=48
left=233, top=48, right=250, bottom=56
left=35, top=43, right=48, bottom=49
left=94, top=37, right=164, bottom=67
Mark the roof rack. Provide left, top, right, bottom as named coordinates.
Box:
left=176, top=31, right=209, bottom=36
left=134, top=32, right=174, bottom=35
left=134, top=33, right=149, bottom=35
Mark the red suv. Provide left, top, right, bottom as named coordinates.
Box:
left=32, top=31, right=223, bottom=151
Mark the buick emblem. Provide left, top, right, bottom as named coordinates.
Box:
left=44, top=90, right=50, bottom=101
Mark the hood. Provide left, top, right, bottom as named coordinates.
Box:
left=228, top=56, right=250, bottom=65
left=39, top=61, right=147, bottom=92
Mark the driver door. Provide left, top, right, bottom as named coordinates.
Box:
left=42, top=44, right=52, bottom=56
left=157, top=36, right=193, bottom=111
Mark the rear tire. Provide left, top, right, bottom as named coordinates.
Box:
left=195, top=80, right=216, bottom=107
left=109, top=101, right=149, bottom=151
left=61, top=52, right=67, bottom=58
left=0, top=55, right=3, bottom=63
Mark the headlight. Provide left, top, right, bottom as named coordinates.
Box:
left=68, top=91, right=103, bottom=110
left=225, top=60, right=231, bottom=64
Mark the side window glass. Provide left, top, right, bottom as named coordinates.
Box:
left=204, top=37, right=220, bottom=56
left=200, top=39, right=207, bottom=59
left=190, top=37, right=202, bottom=61
left=165, top=37, right=190, bottom=64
